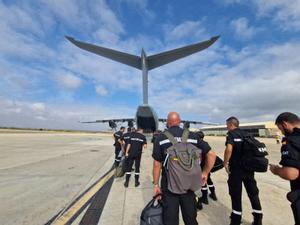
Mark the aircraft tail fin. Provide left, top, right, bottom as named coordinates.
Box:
left=65, top=36, right=141, bottom=69
left=147, top=36, right=219, bottom=70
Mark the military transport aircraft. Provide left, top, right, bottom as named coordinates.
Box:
left=66, top=35, right=219, bottom=132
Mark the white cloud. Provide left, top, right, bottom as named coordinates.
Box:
left=1, top=0, right=300, bottom=130
left=120, top=0, right=155, bottom=20
left=30, top=103, right=46, bottom=113
left=55, top=72, right=83, bottom=90
left=0, top=21, right=55, bottom=60
left=150, top=41, right=300, bottom=123
left=220, top=0, right=242, bottom=4
left=165, top=20, right=208, bottom=42
left=95, top=85, right=108, bottom=96
left=252, top=0, right=300, bottom=31
left=92, top=0, right=125, bottom=35
left=0, top=97, right=134, bottom=130
left=0, top=3, right=43, bottom=36
left=39, top=0, right=80, bottom=27
left=220, top=0, right=300, bottom=31
left=230, top=17, right=260, bottom=40
left=94, top=28, right=120, bottom=45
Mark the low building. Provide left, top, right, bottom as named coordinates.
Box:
left=201, top=121, right=280, bottom=138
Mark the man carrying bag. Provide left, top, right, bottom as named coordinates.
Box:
left=152, top=112, right=216, bottom=225
left=140, top=194, right=164, bottom=225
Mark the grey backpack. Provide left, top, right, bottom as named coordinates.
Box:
left=163, top=129, right=202, bottom=195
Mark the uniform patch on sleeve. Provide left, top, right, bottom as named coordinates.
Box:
left=233, top=138, right=242, bottom=142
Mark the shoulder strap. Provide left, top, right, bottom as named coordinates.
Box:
left=181, top=129, right=190, bottom=143
left=163, top=131, right=178, bottom=145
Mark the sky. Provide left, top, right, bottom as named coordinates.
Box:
left=1, top=0, right=300, bottom=131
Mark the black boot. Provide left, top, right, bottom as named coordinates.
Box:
left=124, top=174, right=130, bottom=188
left=252, top=213, right=263, bottom=225
left=201, top=188, right=209, bottom=204
left=209, top=188, right=218, bottom=201
left=196, top=198, right=203, bottom=210
left=229, top=213, right=241, bottom=225
left=200, top=194, right=209, bottom=205
left=135, top=175, right=140, bottom=187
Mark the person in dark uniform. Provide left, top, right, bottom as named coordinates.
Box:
left=124, top=128, right=147, bottom=187
left=224, top=117, right=263, bottom=225
left=196, top=131, right=218, bottom=210
left=151, top=130, right=162, bottom=143
left=270, top=112, right=300, bottom=225
left=113, top=126, right=125, bottom=166
left=122, top=127, right=132, bottom=151
left=121, top=127, right=133, bottom=173
left=152, top=112, right=216, bottom=225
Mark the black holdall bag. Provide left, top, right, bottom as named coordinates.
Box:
left=241, top=135, right=269, bottom=172
left=210, top=156, right=224, bottom=173
left=115, top=151, right=126, bottom=177
left=140, top=194, right=164, bottom=225
left=115, top=157, right=125, bottom=177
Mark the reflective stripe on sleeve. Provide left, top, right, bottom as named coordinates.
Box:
left=187, top=139, right=197, bottom=144
left=159, top=139, right=170, bottom=145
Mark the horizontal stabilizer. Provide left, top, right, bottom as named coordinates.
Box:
left=147, top=36, right=220, bottom=70
left=65, top=36, right=141, bottom=69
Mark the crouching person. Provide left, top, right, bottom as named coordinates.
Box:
left=152, top=112, right=216, bottom=225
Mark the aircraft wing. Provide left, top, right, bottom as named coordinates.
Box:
left=65, top=36, right=141, bottom=69
left=80, top=118, right=134, bottom=123
left=180, top=120, right=219, bottom=126
left=158, top=118, right=218, bottom=126
left=147, top=36, right=220, bottom=70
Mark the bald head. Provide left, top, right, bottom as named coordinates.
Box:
left=167, top=112, right=181, bottom=128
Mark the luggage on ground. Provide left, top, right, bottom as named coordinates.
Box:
left=140, top=195, right=164, bottom=225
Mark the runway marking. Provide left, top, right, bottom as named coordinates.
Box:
left=79, top=176, right=114, bottom=225
left=51, top=169, right=115, bottom=225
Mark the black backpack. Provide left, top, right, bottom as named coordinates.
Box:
left=140, top=195, right=164, bottom=225
left=241, top=135, right=269, bottom=172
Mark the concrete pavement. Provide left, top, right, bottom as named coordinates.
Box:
left=98, top=136, right=294, bottom=225
left=0, top=131, right=114, bottom=225
left=0, top=131, right=295, bottom=225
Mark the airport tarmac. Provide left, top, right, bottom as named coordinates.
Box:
left=0, top=131, right=294, bottom=225
left=0, top=131, right=114, bottom=225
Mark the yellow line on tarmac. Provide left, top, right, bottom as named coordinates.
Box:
left=52, top=169, right=115, bottom=225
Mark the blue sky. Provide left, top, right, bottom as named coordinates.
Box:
left=1, top=0, right=300, bottom=130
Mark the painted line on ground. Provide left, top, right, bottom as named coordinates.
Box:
left=46, top=166, right=115, bottom=225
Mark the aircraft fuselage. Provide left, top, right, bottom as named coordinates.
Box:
left=135, top=105, right=158, bottom=132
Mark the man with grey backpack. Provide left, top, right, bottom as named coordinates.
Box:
left=152, top=112, right=216, bottom=225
